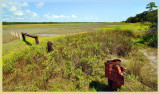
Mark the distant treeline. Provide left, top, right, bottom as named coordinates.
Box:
left=2, top=22, right=64, bottom=25
left=125, top=2, right=158, bottom=47
left=2, top=22, right=108, bottom=25
left=125, top=9, right=157, bottom=23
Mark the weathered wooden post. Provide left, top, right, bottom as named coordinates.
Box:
left=19, top=34, right=22, bottom=39
left=35, top=37, right=39, bottom=44
left=16, top=33, right=18, bottom=39
left=47, top=41, right=54, bottom=52
left=21, top=32, right=39, bottom=44
left=104, top=59, right=125, bottom=91
left=21, top=32, right=26, bottom=41
left=13, top=32, right=16, bottom=36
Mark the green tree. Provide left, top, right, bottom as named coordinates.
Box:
left=146, top=2, right=157, bottom=11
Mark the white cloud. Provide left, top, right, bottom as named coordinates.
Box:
left=53, top=15, right=66, bottom=18
left=7, top=2, right=28, bottom=8
left=26, top=9, right=31, bottom=13
left=71, top=15, right=77, bottom=18
left=43, top=14, right=99, bottom=21
left=84, top=17, right=98, bottom=20
left=21, top=2, right=28, bottom=7
left=52, top=15, right=60, bottom=19
left=2, top=4, right=7, bottom=8
left=14, top=11, right=24, bottom=16
left=32, top=12, right=39, bottom=17
left=2, top=1, right=28, bottom=16
left=9, top=6, right=17, bottom=12
left=16, top=18, right=24, bottom=20
left=36, top=2, right=44, bottom=8
left=25, top=9, right=39, bottom=17
left=44, top=14, right=77, bottom=19
left=2, top=1, right=39, bottom=21
left=59, top=15, right=66, bottom=18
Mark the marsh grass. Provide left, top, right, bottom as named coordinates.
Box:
left=3, top=22, right=123, bottom=43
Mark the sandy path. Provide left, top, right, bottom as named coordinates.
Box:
left=139, top=49, right=157, bottom=70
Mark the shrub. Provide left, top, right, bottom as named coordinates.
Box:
left=3, top=29, right=133, bottom=91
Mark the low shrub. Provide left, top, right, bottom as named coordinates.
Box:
left=3, top=29, right=133, bottom=91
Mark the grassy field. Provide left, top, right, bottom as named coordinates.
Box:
left=2, top=22, right=157, bottom=91
left=2, top=22, right=147, bottom=55
left=3, top=22, right=126, bottom=43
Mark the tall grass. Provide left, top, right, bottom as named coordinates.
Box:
left=122, top=51, right=157, bottom=91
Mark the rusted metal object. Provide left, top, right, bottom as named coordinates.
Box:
left=47, top=41, right=54, bottom=52
left=21, top=32, right=39, bottom=44
left=104, top=59, right=125, bottom=91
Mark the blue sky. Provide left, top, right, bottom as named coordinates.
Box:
left=1, top=0, right=159, bottom=22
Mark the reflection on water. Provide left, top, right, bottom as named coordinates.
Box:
left=37, top=34, right=57, bottom=36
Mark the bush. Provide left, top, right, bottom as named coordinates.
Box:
left=141, top=26, right=157, bottom=47
left=125, top=9, right=157, bottom=23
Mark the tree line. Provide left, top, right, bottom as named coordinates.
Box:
left=2, top=22, right=69, bottom=25
left=125, top=2, right=158, bottom=47
left=125, top=2, right=157, bottom=24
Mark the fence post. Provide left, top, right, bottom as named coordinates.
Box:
left=47, top=41, right=54, bottom=52
left=13, top=32, right=15, bottom=36
left=19, top=34, right=22, bottom=39
left=22, top=33, right=26, bottom=41
left=16, top=33, right=18, bottom=39
left=35, top=37, right=39, bottom=44
left=21, top=32, right=39, bottom=44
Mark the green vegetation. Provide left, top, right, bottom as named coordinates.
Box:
left=125, top=2, right=157, bottom=48
left=3, top=23, right=157, bottom=91
left=2, top=2, right=157, bottom=92
left=125, top=9, right=157, bottom=23
left=146, top=2, right=157, bottom=12
left=2, top=22, right=125, bottom=55
left=125, top=2, right=157, bottom=24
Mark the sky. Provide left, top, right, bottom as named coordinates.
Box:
left=1, top=0, right=159, bottom=22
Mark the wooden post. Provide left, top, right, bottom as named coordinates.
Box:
left=19, top=34, right=22, bottom=39
left=13, top=32, right=15, bottom=36
left=35, top=37, right=39, bottom=44
left=16, top=33, right=18, bottom=39
left=47, top=41, right=54, bottom=52
left=21, top=32, right=39, bottom=44
left=22, top=33, right=26, bottom=41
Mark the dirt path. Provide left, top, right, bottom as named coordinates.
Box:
left=139, top=49, right=157, bottom=70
